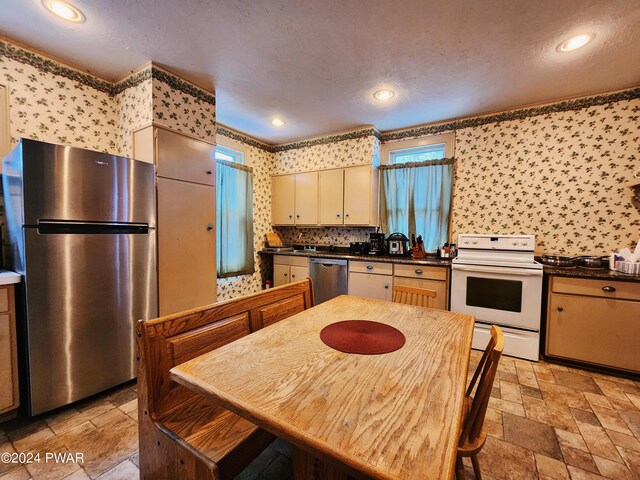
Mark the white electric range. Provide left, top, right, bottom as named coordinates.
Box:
left=451, top=234, right=543, bottom=361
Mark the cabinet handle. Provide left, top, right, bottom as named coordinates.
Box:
left=345, top=213, right=349, bottom=217
left=557, top=307, right=563, bottom=312
left=384, top=284, right=389, bottom=289
left=336, top=213, right=340, bottom=217
left=206, top=170, right=213, bottom=175
left=602, top=286, right=616, bottom=293
left=206, top=224, right=213, bottom=231
left=296, top=214, right=300, bottom=218
left=366, top=265, right=374, bottom=270
left=289, top=215, right=293, bottom=219
left=283, top=273, right=287, bottom=277
left=415, top=269, right=423, bottom=274
left=291, top=275, right=295, bottom=278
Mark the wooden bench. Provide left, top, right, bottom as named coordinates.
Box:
left=136, top=279, right=314, bottom=479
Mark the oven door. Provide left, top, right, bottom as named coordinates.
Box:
left=451, top=264, right=542, bottom=331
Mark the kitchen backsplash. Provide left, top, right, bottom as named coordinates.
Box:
left=274, top=226, right=378, bottom=247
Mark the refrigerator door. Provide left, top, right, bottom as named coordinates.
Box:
left=23, top=228, right=157, bottom=415
left=157, top=177, right=216, bottom=315
left=20, top=139, right=156, bottom=226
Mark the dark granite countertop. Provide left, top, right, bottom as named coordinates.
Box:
left=259, top=249, right=452, bottom=267
left=543, top=265, right=640, bottom=283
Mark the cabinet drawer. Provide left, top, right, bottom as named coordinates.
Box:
left=0, top=288, right=8, bottom=313
left=274, top=255, right=309, bottom=267
left=394, top=264, right=447, bottom=281
left=349, top=261, right=393, bottom=275
left=551, top=276, right=640, bottom=302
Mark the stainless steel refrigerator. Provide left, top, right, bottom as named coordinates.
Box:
left=2, top=139, right=157, bottom=415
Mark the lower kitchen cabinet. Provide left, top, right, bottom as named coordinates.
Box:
left=545, top=276, right=640, bottom=374
left=393, top=264, right=449, bottom=310
left=273, top=255, right=310, bottom=287
left=348, top=261, right=393, bottom=302
left=0, top=285, right=19, bottom=417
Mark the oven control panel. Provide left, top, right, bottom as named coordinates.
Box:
left=457, top=234, right=536, bottom=252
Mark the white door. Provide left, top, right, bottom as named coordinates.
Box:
left=343, top=165, right=371, bottom=225
left=272, top=175, right=296, bottom=225
left=295, top=171, right=318, bottom=225
left=319, top=169, right=344, bottom=225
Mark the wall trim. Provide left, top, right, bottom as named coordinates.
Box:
left=0, top=38, right=215, bottom=105
left=272, top=127, right=380, bottom=153
left=216, top=125, right=272, bottom=152
left=380, top=86, right=640, bottom=142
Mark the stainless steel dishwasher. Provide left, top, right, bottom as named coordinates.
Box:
left=309, top=257, right=348, bottom=304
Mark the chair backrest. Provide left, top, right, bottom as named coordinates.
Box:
left=459, top=325, right=504, bottom=445
left=392, top=285, right=437, bottom=308
left=137, top=279, right=314, bottom=418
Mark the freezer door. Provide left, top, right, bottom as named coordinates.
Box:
left=20, top=139, right=156, bottom=226
left=22, top=228, right=157, bottom=415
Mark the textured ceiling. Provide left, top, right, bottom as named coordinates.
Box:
left=1, top=0, right=639, bottom=143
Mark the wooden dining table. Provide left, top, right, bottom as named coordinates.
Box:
left=170, top=295, right=475, bottom=480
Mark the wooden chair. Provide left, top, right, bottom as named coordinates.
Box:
left=136, top=279, right=314, bottom=480
left=392, top=285, right=438, bottom=308
left=455, top=325, right=504, bottom=480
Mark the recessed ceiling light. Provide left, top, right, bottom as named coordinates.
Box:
left=42, top=0, right=85, bottom=22
left=373, top=89, right=395, bottom=101
left=557, top=33, right=594, bottom=52
left=271, top=118, right=286, bottom=127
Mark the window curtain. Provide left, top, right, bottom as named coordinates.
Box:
left=216, top=159, right=255, bottom=278
left=379, top=158, right=454, bottom=252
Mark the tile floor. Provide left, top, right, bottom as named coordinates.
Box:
left=1, top=351, right=640, bottom=479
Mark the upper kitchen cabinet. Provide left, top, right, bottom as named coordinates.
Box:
left=343, top=165, right=378, bottom=226
left=272, top=174, right=296, bottom=225
left=295, top=172, right=318, bottom=225
left=134, top=125, right=216, bottom=186
left=272, top=172, right=318, bottom=226
left=319, top=169, right=344, bottom=225
left=273, top=164, right=378, bottom=227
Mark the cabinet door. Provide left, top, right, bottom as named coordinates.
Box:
left=348, top=272, right=393, bottom=302
left=319, top=169, right=344, bottom=225
left=273, top=264, right=290, bottom=287
left=393, top=277, right=448, bottom=310
left=156, top=128, right=216, bottom=186
left=158, top=178, right=217, bottom=315
left=272, top=175, right=295, bottom=225
left=547, top=293, right=640, bottom=373
left=0, top=313, right=15, bottom=412
left=295, top=172, right=318, bottom=225
left=290, top=265, right=309, bottom=283
left=344, top=165, right=372, bottom=225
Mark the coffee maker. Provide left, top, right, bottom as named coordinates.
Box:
left=369, top=233, right=386, bottom=255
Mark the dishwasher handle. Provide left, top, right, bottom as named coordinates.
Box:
left=310, top=257, right=348, bottom=266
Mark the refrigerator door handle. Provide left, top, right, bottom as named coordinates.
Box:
left=36, top=220, right=150, bottom=235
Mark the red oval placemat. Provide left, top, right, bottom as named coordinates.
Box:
left=320, top=320, right=406, bottom=355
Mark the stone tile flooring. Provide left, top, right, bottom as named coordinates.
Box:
left=1, top=351, right=640, bottom=479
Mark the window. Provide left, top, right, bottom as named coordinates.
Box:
left=379, top=133, right=455, bottom=251
left=215, top=144, right=244, bottom=164
left=381, top=132, right=454, bottom=164
left=215, top=139, right=254, bottom=278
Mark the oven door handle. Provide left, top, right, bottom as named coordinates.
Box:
left=453, top=265, right=543, bottom=276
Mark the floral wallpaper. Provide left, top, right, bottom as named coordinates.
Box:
left=114, top=77, right=152, bottom=157
left=451, top=99, right=640, bottom=255
left=215, top=133, right=274, bottom=301
left=152, top=75, right=216, bottom=143
left=0, top=48, right=117, bottom=153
